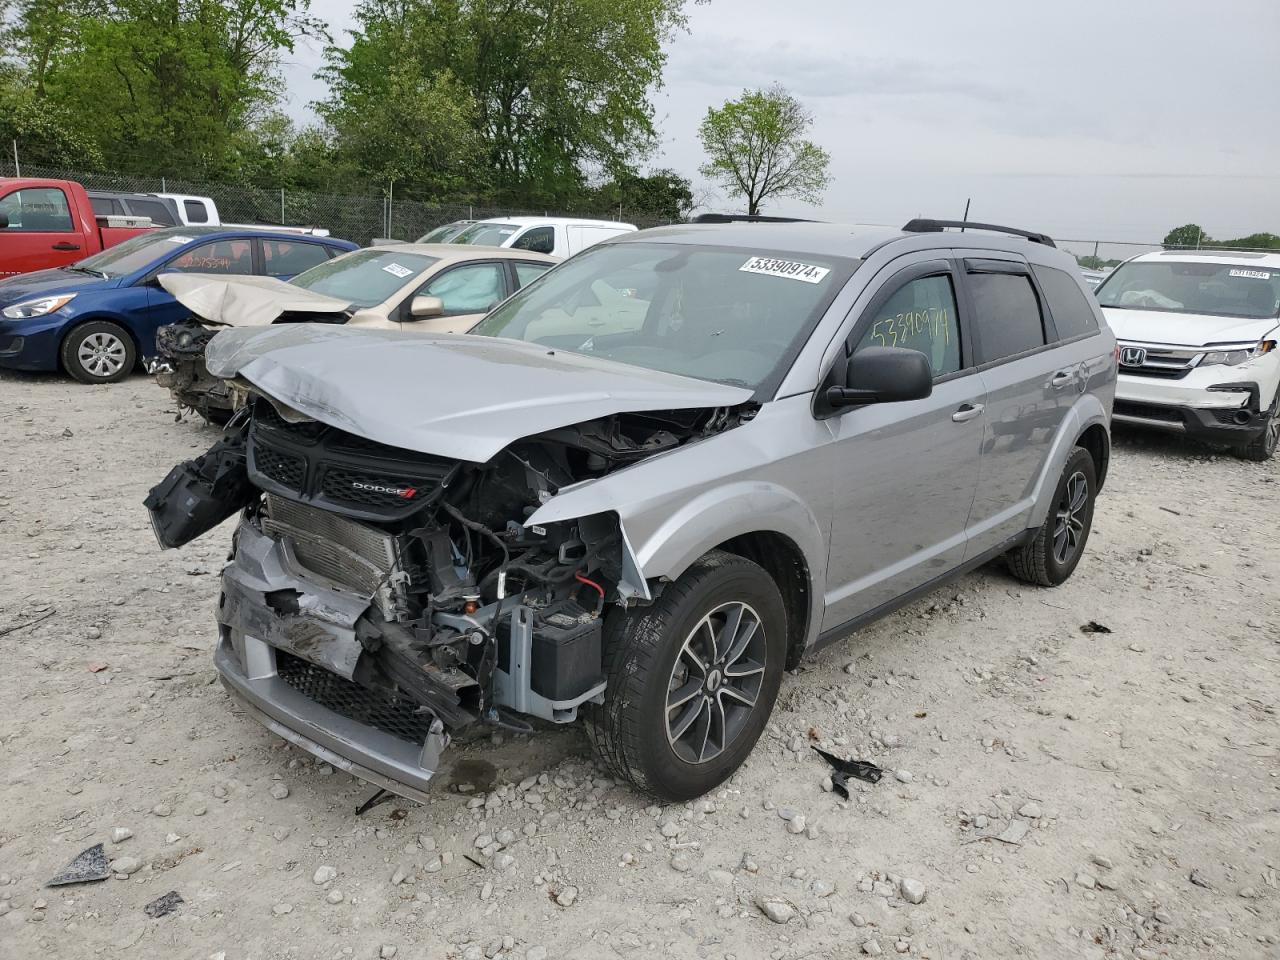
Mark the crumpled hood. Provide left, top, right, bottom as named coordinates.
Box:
left=1102, top=307, right=1279, bottom=346
left=0, top=267, right=118, bottom=303
left=206, top=324, right=753, bottom=462
left=159, top=273, right=353, bottom=327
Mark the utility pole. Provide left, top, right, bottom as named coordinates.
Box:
left=281, top=188, right=285, bottom=225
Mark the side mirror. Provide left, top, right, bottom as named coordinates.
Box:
left=0, top=212, right=8, bottom=229
left=826, top=346, right=933, bottom=409
left=409, top=295, right=444, bottom=319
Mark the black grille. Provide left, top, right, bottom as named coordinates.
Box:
left=253, top=446, right=306, bottom=489
left=275, top=651, right=436, bottom=744
left=1122, top=365, right=1190, bottom=380
left=1211, top=408, right=1247, bottom=425
left=1114, top=400, right=1184, bottom=424
left=320, top=466, right=424, bottom=508
left=247, top=398, right=455, bottom=522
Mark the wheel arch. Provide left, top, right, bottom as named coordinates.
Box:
left=1027, top=397, right=1111, bottom=528
left=712, top=531, right=813, bottom=671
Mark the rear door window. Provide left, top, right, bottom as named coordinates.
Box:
left=183, top=199, right=210, bottom=224
left=0, top=187, right=73, bottom=231
left=967, top=269, right=1047, bottom=364
left=514, top=261, right=552, bottom=288
left=854, top=274, right=961, bottom=377
left=262, top=239, right=331, bottom=277
left=126, top=198, right=176, bottom=227
left=1032, top=265, right=1100, bottom=340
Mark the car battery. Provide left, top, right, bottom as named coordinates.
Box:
left=499, top=601, right=604, bottom=703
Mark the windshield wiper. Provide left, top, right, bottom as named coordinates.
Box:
left=64, top=266, right=109, bottom=278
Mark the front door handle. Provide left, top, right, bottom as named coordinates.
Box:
left=952, top=402, right=984, bottom=423
left=1050, top=370, right=1075, bottom=388
left=51, top=241, right=81, bottom=251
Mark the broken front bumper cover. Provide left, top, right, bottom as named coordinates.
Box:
left=215, top=523, right=447, bottom=803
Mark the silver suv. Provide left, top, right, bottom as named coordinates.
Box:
left=146, top=217, right=1116, bottom=802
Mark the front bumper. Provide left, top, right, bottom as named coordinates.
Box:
left=214, top=523, right=446, bottom=802
left=0, top=315, right=66, bottom=371
left=1114, top=375, right=1270, bottom=442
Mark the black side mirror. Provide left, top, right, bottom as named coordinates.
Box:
left=826, top=346, right=933, bottom=409
left=0, top=212, right=8, bottom=229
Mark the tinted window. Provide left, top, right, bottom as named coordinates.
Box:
left=511, top=226, right=554, bottom=254
left=90, top=196, right=124, bottom=217
left=514, top=262, right=551, bottom=288
left=968, top=272, right=1046, bottom=364
left=1032, top=265, right=1099, bottom=339
left=183, top=199, right=209, bottom=224
left=262, top=239, right=330, bottom=277
left=127, top=198, right=176, bottom=226
left=423, top=263, right=506, bottom=316
left=0, top=187, right=73, bottom=231
left=855, top=274, right=960, bottom=377
left=165, top=239, right=253, bottom=275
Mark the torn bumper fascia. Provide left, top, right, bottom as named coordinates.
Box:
left=215, top=523, right=446, bottom=802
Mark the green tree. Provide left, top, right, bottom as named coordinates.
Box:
left=595, top=169, right=694, bottom=221
left=1162, top=224, right=1208, bottom=249
left=0, top=79, right=105, bottom=167
left=1217, top=232, right=1280, bottom=251
left=698, top=85, right=830, bottom=215
left=321, top=0, right=690, bottom=203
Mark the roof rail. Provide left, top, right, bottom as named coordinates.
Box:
left=902, top=218, right=1055, bottom=248
left=692, top=213, right=819, bottom=224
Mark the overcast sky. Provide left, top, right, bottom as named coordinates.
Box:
left=280, top=0, right=1280, bottom=245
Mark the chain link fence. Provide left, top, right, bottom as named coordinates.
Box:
left=0, top=161, right=674, bottom=245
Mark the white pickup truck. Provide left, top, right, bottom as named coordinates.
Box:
left=448, top=216, right=637, bottom=258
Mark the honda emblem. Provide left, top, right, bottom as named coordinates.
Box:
left=1119, top=346, right=1147, bottom=367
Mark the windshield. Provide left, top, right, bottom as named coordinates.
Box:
left=1097, top=260, right=1280, bottom=319
left=470, top=242, right=855, bottom=390
left=417, top=221, right=472, bottom=243
left=75, top=228, right=209, bottom=278
left=450, top=221, right=520, bottom=247
left=289, top=249, right=438, bottom=307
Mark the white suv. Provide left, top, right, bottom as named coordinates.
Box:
left=1097, top=250, right=1280, bottom=460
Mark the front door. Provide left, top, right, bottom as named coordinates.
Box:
left=0, top=185, right=84, bottom=276
left=822, top=258, right=986, bottom=629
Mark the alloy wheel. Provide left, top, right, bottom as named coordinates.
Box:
left=78, top=332, right=128, bottom=378
left=665, top=601, right=767, bottom=764
left=1052, top=470, right=1089, bottom=565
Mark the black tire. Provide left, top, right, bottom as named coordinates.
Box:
left=585, top=550, right=786, bottom=801
left=1236, top=391, right=1279, bottom=462
left=1007, top=446, right=1097, bottom=587
left=60, top=321, right=136, bottom=384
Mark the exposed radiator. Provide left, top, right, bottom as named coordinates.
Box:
left=262, top=494, right=401, bottom=602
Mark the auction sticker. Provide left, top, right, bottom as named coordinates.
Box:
left=1229, top=268, right=1271, bottom=280
left=166, top=236, right=194, bottom=244
left=381, top=262, right=414, bottom=279
left=740, top=256, right=830, bottom=284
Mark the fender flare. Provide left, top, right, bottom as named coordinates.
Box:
left=1027, top=394, right=1111, bottom=528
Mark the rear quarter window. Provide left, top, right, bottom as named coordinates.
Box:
left=1032, top=265, right=1100, bottom=340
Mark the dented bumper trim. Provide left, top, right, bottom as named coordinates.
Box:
left=214, top=635, right=438, bottom=804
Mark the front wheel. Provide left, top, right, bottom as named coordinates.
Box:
left=1007, top=446, right=1097, bottom=586
left=586, top=551, right=787, bottom=801
left=61, top=321, right=136, bottom=384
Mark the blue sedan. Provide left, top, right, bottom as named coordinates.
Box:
left=0, top=226, right=356, bottom=383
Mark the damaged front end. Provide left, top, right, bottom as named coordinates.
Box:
left=152, top=321, right=237, bottom=422
left=146, top=392, right=754, bottom=801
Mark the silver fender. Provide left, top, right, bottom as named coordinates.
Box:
left=1026, top=391, right=1112, bottom=529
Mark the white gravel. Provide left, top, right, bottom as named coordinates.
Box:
left=1, top=372, right=1278, bottom=959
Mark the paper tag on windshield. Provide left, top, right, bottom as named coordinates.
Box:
left=381, top=262, right=413, bottom=279
left=1229, top=268, right=1271, bottom=280
left=740, top=256, right=830, bottom=284
left=166, top=236, right=194, bottom=244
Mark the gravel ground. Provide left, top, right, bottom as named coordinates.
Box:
left=1, top=370, right=1277, bottom=960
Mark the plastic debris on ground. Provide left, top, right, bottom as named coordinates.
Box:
left=810, top=745, right=883, bottom=799
left=46, top=843, right=111, bottom=886
left=144, top=891, right=184, bottom=918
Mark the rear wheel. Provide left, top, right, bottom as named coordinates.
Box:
left=61, top=321, right=136, bottom=384
left=1007, top=446, right=1097, bottom=587
left=1236, top=390, right=1279, bottom=462
left=586, top=551, right=786, bottom=801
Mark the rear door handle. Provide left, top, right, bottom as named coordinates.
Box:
left=51, top=242, right=81, bottom=251
left=952, top=402, right=984, bottom=423
left=1050, top=370, right=1075, bottom=388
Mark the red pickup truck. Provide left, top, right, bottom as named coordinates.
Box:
left=0, top=178, right=155, bottom=278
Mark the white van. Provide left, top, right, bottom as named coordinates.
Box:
left=154, top=193, right=221, bottom=227
left=449, top=216, right=637, bottom=258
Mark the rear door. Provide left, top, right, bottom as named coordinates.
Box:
left=822, top=255, right=986, bottom=627
left=960, top=254, right=1072, bottom=554
left=0, top=185, right=83, bottom=274
left=259, top=238, right=333, bottom=279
